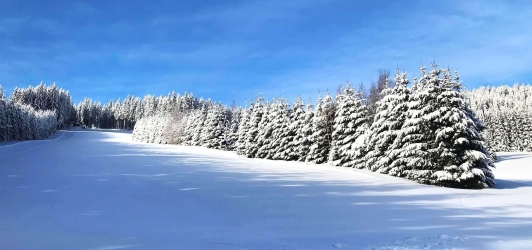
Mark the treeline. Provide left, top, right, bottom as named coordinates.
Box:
left=466, top=84, right=532, bottom=152
left=76, top=92, right=206, bottom=130
left=0, top=83, right=75, bottom=141
left=131, top=101, right=230, bottom=145
left=132, top=64, right=495, bottom=189
left=5, top=66, right=527, bottom=189
left=11, top=83, right=76, bottom=128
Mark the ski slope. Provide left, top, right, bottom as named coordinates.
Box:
left=0, top=129, right=531, bottom=250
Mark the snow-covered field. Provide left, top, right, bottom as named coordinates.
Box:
left=0, top=130, right=531, bottom=250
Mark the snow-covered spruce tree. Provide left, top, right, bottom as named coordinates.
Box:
left=190, top=103, right=209, bottom=146
left=132, top=115, right=170, bottom=144
left=244, top=95, right=266, bottom=158
left=329, top=82, right=368, bottom=166
left=255, top=101, right=273, bottom=159
left=375, top=71, right=412, bottom=174
left=132, top=116, right=146, bottom=142
left=9, top=83, right=75, bottom=129
left=179, top=111, right=196, bottom=144
left=227, top=107, right=242, bottom=150
left=465, top=83, right=532, bottom=153
left=258, top=99, right=293, bottom=160
left=296, top=100, right=315, bottom=161
left=385, top=67, right=435, bottom=180
left=363, top=71, right=410, bottom=173
left=307, top=92, right=335, bottom=164
left=430, top=69, right=495, bottom=188
left=390, top=64, right=494, bottom=189
left=200, top=104, right=228, bottom=149
left=340, top=91, right=370, bottom=169
left=143, top=95, right=157, bottom=118
left=0, top=95, right=57, bottom=142
left=236, top=107, right=252, bottom=155
left=269, top=98, right=295, bottom=160
left=287, top=97, right=306, bottom=160
left=10, top=102, right=28, bottom=140
left=306, top=95, right=324, bottom=163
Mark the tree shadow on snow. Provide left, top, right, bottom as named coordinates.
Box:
left=43, top=136, right=532, bottom=250
left=497, top=153, right=531, bottom=162
left=494, top=179, right=532, bottom=189
left=67, top=127, right=133, bottom=134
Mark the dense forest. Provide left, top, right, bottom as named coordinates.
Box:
left=0, top=84, right=75, bottom=141
left=0, top=64, right=530, bottom=189
left=132, top=64, right=498, bottom=189
left=466, top=84, right=532, bottom=152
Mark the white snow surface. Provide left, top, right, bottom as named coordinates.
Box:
left=0, top=129, right=531, bottom=250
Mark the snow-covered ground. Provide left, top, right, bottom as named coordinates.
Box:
left=0, top=130, right=531, bottom=250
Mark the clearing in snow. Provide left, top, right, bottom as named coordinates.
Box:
left=0, top=129, right=531, bottom=250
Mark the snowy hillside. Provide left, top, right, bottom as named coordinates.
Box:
left=0, top=130, right=531, bottom=250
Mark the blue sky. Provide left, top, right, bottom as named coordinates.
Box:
left=0, top=0, right=530, bottom=105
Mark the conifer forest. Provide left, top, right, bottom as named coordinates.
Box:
left=2, top=64, right=530, bottom=189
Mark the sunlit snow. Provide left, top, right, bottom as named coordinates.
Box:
left=0, top=129, right=531, bottom=249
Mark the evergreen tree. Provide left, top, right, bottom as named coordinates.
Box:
left=329, top=82, right=367, bottom=166
left=267, top=98, right=294, bottom=160
left=201, top=104, right=228, bottom=149
left=341, top=90, right=370, bottom=169
left=297, top=101, right=315, bottom=162
left=181, top=110, right=199, bottom=145
left=430, top=69, right=495, bottom=188
left=307, top=92, right=335, bottom=164
left=363, top=71, right=410, bottom=172
left=228, top=107, right=242, bottom=150
left=190, top=103, right=209, bottom=146
left=288, top=97, right=307, bottom=161
left=390, top=64, right=494, bottom=188
left=244, top=95, right=266, bottom=158
left=236, top=107, right=252, bottom=155
left=255, top=101, right=273, bottom=159
left=388, top=66, right=439, bottom=182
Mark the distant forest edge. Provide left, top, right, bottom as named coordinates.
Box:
left=0, top=84, right=75, bottom=141
left=0, top=64, right=529, bottom=188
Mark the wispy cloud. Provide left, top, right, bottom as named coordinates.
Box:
left=154, top=0, right=337, bottom=30
left=0, top=0, right=529, bottom=105
left=250, top=0, right=532, bottom=102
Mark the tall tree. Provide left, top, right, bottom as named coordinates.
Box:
left=244, top=95, right=266, bottom=158
left=367, top=69, right=392, bottom=119
left=390, top=64, right=494, bottom=188
left=329, top=82, right=368, bottom=166
left=307, top=92, right=335, bottom=164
